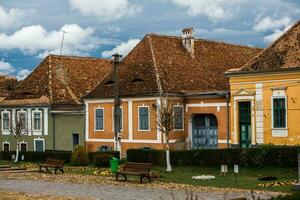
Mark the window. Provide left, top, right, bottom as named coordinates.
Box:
left=33, top=111, right=42, bottom=130
left=174, top=106, right=183, bottom=130
left=95, top=108, right=104, bottom=130
left=139, top=106, right=149, bottom=131
left=2, top=112, right=10, bottom=130
left=273, top=98, right=286, bottom=128
left=34, top=139, right=44, bottom=152
left=112, top=107, right=123, bottom=131
left=17, top=111, right=27, bottom=129
left=3, top=142, right=10, bottom=151
left=20, top=143, right=27, bottom=151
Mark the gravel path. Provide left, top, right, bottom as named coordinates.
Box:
left=0, top=178, right=278, bottom=200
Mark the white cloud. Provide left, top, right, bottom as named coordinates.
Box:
left=0, top=59, right=15, bottom=75
left=68, top=0, right=141, bottom=21
left=263, top=25, right=292, bottom=44
left=0, top=24, right=106, bottom=58
left=253, top=16, right=292, bottom=32
left=0, top=6, right=26, bottom=29
left=102, top=38, right=140, bottom=58
left=252, top=16, right=294, bottom=44
left=16, top=69, right=31, bottom=80
left=169, top=0, right=232, bottom=20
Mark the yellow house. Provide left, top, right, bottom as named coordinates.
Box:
left=225, top=20, right=300, bottom=147
left=83, top=28, right=261, bottom=154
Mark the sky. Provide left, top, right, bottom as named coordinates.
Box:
left=0, top=0, right=299, bottom=80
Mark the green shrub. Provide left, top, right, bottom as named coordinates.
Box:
left=0, top=151, right=72, bottom=163
left=71, top=145, right=89, bottom=166
left=94, top=154, right=114, bottom=167
left=126, top=145, right=300, bottom=167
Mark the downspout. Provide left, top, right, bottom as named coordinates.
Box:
left=226, top=91, right=230, bottom=148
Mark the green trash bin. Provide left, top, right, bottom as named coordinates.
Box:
left=110, top=157, right=118, bottom=173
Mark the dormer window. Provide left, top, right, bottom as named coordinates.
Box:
left=132, top=78, right=144, bottom=83
left=105, top=80, right=114, bottom=85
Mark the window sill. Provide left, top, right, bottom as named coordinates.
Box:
left=272, top=128, right=288, bottom=137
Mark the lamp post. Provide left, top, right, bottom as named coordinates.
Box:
left=112, top=54, right=122, bottom=156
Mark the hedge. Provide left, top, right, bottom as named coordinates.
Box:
left=127, top=145, right=300, bottom=168
left=0, top=150, right=120, bottom=165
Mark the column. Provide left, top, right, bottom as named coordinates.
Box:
left=27, top=108, right=32, bottom=136
left=43, top=108, right=48, bottom=135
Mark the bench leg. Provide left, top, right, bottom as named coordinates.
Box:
left=140, top=175, right=143, bottom=183
left=39, top=166, right=42, bottom=172
left=147, top=174, right=152, bottom=182
left=60, top=167, right=64, bottom=174
left=55, top=168, right=57, bottom=174
left=46, top=167, right=50, bottom=173
left=116, top=173, right=119, bottom=181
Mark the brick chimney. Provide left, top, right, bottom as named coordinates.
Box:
left=182, top=27, right=194, bottom=58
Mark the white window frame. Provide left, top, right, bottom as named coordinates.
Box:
left=94, top=108, right=104, bottom=131
left=32, top=109, right=42, bottom=133
left=138, top=106, right=150, bottom=131
left=112, top=107, right=123, bottom=132
left=34, top=138, right=45, bottom=152
left=2, top=141, right=10, bottom=151
left=173, top=105, right=184, bottom=131
left=1, top=110, right=10, bottom=134
left=20, top=141, right=28, bottom=151
left=271, top=89, right=288, bottom=137
left=17, top=110, right=27, bottom=131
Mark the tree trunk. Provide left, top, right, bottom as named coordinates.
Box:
left=15, top=140, right=19, bottom=163
left=166, top=143, right=172, bottom=172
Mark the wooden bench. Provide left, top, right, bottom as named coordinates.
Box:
left=116, top=162, right=152, bottom=183
left=38, top=158, right=65, bottom=174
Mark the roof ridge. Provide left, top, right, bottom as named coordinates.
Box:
left=147, top=33, right=262, bottom=50
left=49, top=54, right=111, bottom=61
left=227, top=19, right=300, bottom=74
left=147, top=35, right=163, bottom=95
left=48, top=55, right=53, bottom=102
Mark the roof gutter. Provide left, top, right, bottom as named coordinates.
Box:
left=224, top=66, right=300, bottom=77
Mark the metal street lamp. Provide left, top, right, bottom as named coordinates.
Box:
left=112, top=54, right=122, bottom=155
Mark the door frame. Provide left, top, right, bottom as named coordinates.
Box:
left=233, top=95, right=255, bottom=146
left=72, top=133, right=80, bottom=149
left=238, top=101, right=251, bottom=148
left=191, top=114, right=218, bottom=149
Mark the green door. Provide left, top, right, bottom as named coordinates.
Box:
left=239, top=102, right=251, bottom=148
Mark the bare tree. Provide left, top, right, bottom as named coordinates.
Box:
left=154, top=97, right=175, bottom=172
left=10, top=117, right=27, bottom=163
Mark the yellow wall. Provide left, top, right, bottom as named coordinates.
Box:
left=229, top=71, right=300, bottom=146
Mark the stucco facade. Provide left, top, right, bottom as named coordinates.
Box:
left=0, top=107, right=85, bottom=152
left=229, top=71, right=300, bottom=146
left=85, top=96, right=230, bottom=154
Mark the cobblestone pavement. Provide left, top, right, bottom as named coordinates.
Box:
left=0, top=178, right=279, bottom=200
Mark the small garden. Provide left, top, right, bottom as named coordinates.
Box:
left=0, top=145, right=299, bottom=195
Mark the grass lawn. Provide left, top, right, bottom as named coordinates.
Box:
left=0, top=160, right=297, bottom=192
left=154, top=166, right=297, bottom=192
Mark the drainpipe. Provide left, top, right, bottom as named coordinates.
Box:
left=226, top=91, right=230, bottom=148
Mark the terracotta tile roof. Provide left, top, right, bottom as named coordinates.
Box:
left=226, top=20, right=300, bottom=75
left=1, top=55, right=112, bottom=106
left=0, top=75, right=17, bottom=102
left=86, top=33, right=262, bottom=99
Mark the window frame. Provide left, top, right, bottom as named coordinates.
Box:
left=2, top=141, right=10, bottom=151
left=1, top=110, right=10, bottom=132
left=112, top=107, right=123, bottom=132
left=20, top=141, right=27, bottom=152
left=34, top=138, right=45, bottom=152
left=271, top=96, right=287, bottom=129
left=17, top=110, right=27, bottom=130
left=138, top=106, right=150, bottom=131
left=94, top=108, right=104, bottom=131
left=173, top=105, right=184, bottom=131
left=32, top=110, right=42, bottom=131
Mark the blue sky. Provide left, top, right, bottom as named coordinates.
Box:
left=0, top=0, right=299, bottom=79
